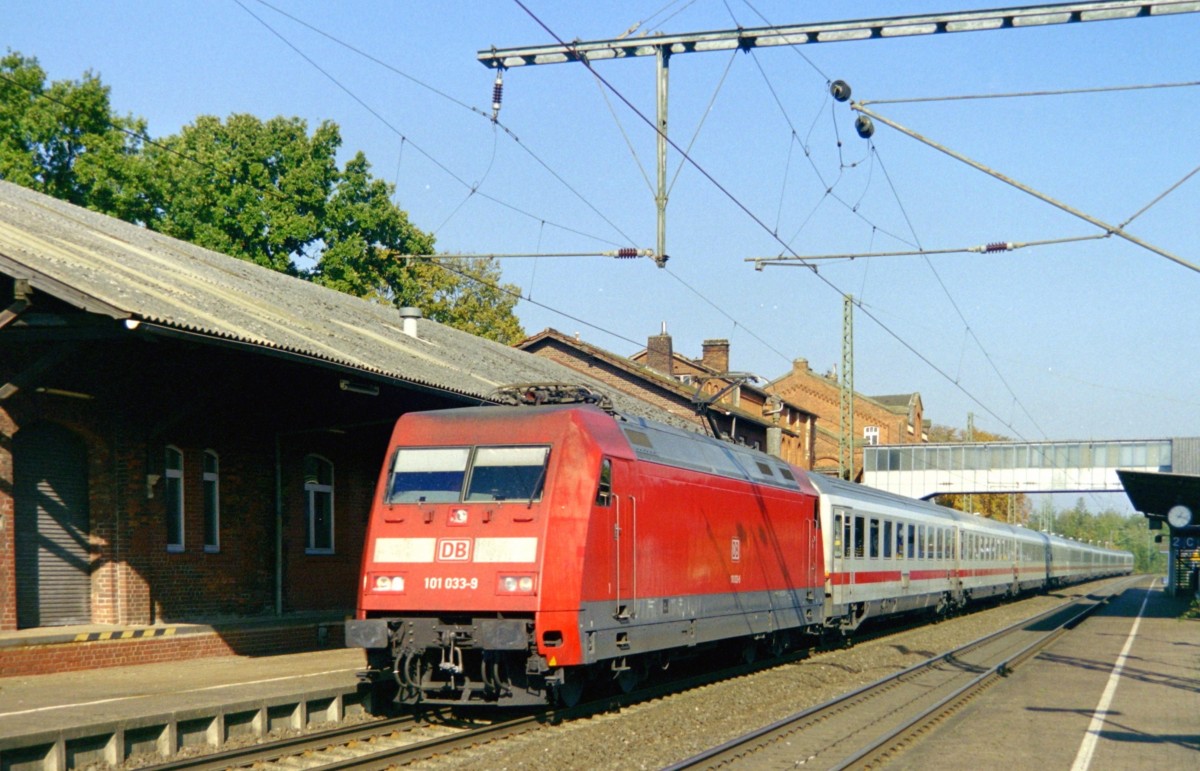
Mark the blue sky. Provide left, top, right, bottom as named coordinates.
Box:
left=7, top=1, right=1200, bottom=450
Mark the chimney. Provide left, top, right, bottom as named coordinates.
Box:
left=399, top=307, right=422, bottom=338
left=701, top=339, right=730, bottom=373
left=793, top=358, right=809, bottom=374
left=646, top=322, right=673, bottom=376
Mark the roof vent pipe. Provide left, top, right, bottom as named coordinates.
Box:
left=399, top=307, right=422, bottom=338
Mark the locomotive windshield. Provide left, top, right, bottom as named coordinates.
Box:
left=386, top=445, right=550, bottom=504
left=387, top=447, right=470, bottom=503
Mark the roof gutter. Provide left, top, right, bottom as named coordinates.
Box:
left=122, top=317, right=493, bottom=406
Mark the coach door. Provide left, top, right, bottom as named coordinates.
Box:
left=833, top=507, right=850, bottom=598
left=14, top=422, right=91, bottom=628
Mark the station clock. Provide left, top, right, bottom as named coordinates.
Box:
left=1167, top=504, right=1193, bottom=529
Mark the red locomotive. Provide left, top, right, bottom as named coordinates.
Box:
left=345, top=396, right=822, bottom=706
left=345, top=390, right=1132, bottom=707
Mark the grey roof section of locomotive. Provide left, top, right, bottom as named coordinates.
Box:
left=0, top=180, right=687, bottom=427
left=617, top=411, right=805, bottom=491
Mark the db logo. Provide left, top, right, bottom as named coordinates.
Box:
left=437, top=539, right=472, bottom=561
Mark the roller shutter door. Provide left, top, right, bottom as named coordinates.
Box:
left=14, top=422, right=91, bottom=628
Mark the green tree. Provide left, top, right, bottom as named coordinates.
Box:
left=1048, top=498, right=1165, bottom=574
left=0, top=53, right=525, bottom=344
left=140, top=114, right=523, bottom=343
left=927, top=423, right=1032, bottom=524
left=0, top=51, right=146, bottom=219
left=139, top=114, right=339, bottom=274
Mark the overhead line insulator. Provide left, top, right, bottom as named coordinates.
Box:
left=491, top=70, right=504, bottom=122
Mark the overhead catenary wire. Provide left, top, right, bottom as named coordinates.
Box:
left=860, top=79, right=1200, bottom=106
left=853, top=102, right=1200, bottom=274
left=236, top=0, right=637, bottom=250
left=747, top=233, right=1109, bottom=263
left=401, top=249, right=656, bottom=260
left=243, top=0, right=975, bottom=414
left=507, top=1, right=1110, bottom=448
left=248, top=0, right=859, bottom=384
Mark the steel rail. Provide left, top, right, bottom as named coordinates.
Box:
left=142, top=714, right=420, bottom=771
left=668, top=576, right=1136, bottom=769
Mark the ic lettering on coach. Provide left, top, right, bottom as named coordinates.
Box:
left=438, top=538, right=472, bottom=561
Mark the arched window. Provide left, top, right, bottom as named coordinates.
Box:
left=304, top=455, right=334, bottom=554
left=165, top=445, right=184, bottom=551
left=203, top=450, right=220, bottom=552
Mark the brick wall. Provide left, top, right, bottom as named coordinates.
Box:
left=772, top=359, right=920, bottom=473
left=1, top=332, right=452, bottom=634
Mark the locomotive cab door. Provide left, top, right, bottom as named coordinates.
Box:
left=602, top=457, right=640, bottom=620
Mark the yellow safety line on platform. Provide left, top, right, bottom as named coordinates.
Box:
left=71, top=628, right=178, bottom=643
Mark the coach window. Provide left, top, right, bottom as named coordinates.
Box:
left=907, top=524, right=916, bottom=559
left=304, top=454, right=335, bottom=554
left=841, top=513, right=852, bottom=558
left=165, top=446, right=184, bottom=552
left=869, top=519, right=880, bottom=559
left=883, top=521, right=893, bottom=558
left=595, top=459, right=613, bottom=506
left=203, top=450, right=220, bottom=553
left=853, top=516, right=865, bottom=558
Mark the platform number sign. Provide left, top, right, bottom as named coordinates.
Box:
left=731, top=537, right=741, bottom=563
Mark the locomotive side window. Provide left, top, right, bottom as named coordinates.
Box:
left=387, top=447, right=469, bottom=503
left=466, top=446, right=551, bottom=502
left=595, top=458, right=613, bottom=506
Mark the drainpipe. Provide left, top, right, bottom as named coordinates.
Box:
left=274, top=433, right=283, bottom=616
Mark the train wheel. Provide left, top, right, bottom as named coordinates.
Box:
left=616, top=667, right=639, bottom=694
left=553, top=670, right=584, bottom=707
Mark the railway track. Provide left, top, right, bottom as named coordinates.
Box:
left=142, top=580, right=1131, bottom=770
left=667, top=577, right=1138, bottom=770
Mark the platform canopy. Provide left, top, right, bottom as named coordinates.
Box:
left=1117, top=469, right=1200, bottom=523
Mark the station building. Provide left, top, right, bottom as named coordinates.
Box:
left=768, top=358, right=927, bottom=477
left=518, top=327, right=818, bottom=469
left=0, top=181, right=678, bottom=671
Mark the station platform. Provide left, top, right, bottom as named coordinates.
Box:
left=894, top=575, right=1200, bottom=769
left=0, top=577, right=1194, bottom=770
left=0, top=641, right=369, bottom=770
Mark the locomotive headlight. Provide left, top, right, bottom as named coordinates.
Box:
left=497, top=574, right=536, bottom=595
left=373, top=575, right=405, bottom=592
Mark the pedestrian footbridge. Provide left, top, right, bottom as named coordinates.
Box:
left=863, top=437, right=1200, bottom=500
